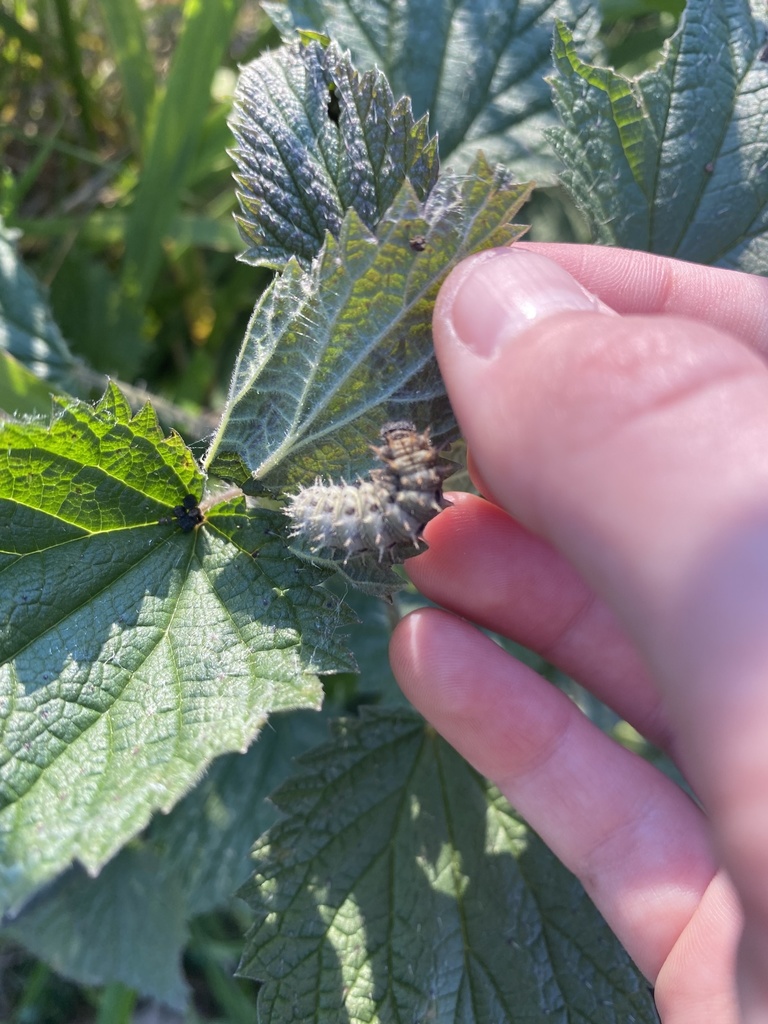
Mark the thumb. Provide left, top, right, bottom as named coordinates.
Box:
left=432, top=247, right=619, bottom=528
left=431, top=246, right=768, bottom=611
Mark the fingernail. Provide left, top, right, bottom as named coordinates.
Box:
left=445, top=248, right=614, bottom=359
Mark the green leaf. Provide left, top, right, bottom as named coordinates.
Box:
left=548, top=0, right=768, bottom=270
left=288, top=541, right=408, bottom=598
left=239, top=708, right=658, bottom=1024
left=3, top=709, right=331, bottom=1008
left=205, top=158, right=532, bottom=492
left=0, top=351, right=61, bottom=418
left=146, top=709, right=334, bottom=918
left=0, top=384, right=353, bottom=917
left=263, top=0, right=599, bottom=176
left=231, top=40, right=438, bottom=268
left=0, top=221, right=76, bottom=386
left=334, top=589, right=407, bottom=703
left=2, top=851, right=189, bottom=1009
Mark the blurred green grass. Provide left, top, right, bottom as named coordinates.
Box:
left=2, top=0, right=276, bottom=418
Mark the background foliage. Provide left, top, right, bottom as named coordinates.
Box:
left=0, top=0, right=753, bottom=1020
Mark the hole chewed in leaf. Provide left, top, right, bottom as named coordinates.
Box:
left=327, top=85, right=340, bottom=123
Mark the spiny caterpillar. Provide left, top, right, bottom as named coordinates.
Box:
left=284, top=421, right=453, bottom=564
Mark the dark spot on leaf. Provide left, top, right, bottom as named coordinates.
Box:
left=760, top=42, right=768, bottom=62
left=409, top=235, right=427, bottom=251
left=173, top=494, right=204, bottom=532
left=327, top=87, right=340, bottom=124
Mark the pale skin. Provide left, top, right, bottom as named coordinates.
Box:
left=389, top=243, right=768, bottom=1023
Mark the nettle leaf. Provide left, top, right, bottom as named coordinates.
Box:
left=3, top=709, right=331, bottom=1008
left=206, top=157, right=532, bottom=493
left=286, top=543, right=410, bottom=599
left=231, top=39, right=438, bottom=268
left=0, top=221, right=76, bottom=386
left=263, top=0, right=599, bottom=177
left=3, top=850, right=189, bottom=1008
left=549, top=0, right=768, bottom=271
left=239, top=708, right=658, bottom=1024
left=0, top=349, right=62, bottom=418
left=0, top=384, right=353, bottom=917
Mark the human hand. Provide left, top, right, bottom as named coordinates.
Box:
left=389, top=244, right=768, bottom=1023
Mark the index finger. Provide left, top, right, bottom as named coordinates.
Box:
left=518, top=243, right=768, bottom=355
